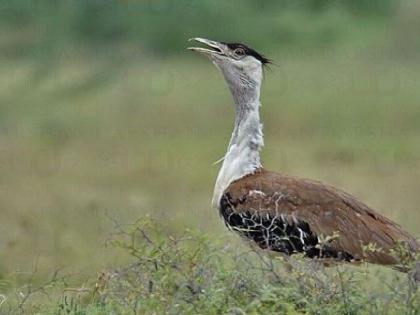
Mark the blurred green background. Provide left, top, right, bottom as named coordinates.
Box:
left=0, top=0, right=419, bottom=287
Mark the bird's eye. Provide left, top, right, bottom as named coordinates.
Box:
left=234, top=48, right=245, bottom=56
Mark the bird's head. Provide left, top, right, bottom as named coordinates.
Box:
left=188, top=38, right=270, bottom=95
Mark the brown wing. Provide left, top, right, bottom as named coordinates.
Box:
left=220, top=168, right=418, bottom=265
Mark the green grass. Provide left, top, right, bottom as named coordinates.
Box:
left=0, top=48, right=419, bottom=313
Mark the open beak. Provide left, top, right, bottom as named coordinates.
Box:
left=187, top=37, right=226, bottom=57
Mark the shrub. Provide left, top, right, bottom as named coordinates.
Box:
left=3, top=218, right=419, bottom=314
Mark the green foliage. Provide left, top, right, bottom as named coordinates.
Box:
left=0, top=0, right=399, bottom=59
left=4, top=219, right=418, bottom=314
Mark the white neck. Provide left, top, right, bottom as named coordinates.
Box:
left=212, top=85, right=264, bottom=208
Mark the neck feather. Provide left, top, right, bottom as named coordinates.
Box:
left=212, top=86, right=264, bottom=208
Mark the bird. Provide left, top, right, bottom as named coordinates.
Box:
left=188, top=37, right=418, bottom=269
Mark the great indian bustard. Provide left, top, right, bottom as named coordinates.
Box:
left=188, top=37, right=418, bottom=269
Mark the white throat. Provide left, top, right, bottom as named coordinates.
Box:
left=212, top=85, right=264, bottom=208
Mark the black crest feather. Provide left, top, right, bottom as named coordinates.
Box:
left=223, top=42, right=271, bottom=65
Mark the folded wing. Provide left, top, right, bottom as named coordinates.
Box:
left=220, top=169, right=418, bottom=265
